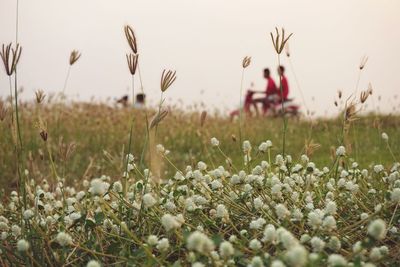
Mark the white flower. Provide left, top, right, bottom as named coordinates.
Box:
left=156, top=144, right=165, bottom=154
left=243, top=140, right=252, bottom=153
left=310, top=236, right=325, bottom=252
left=56, top=232, right=73, bottom=246
left=285, top=245, right=308, bottom=267
left=187, top=231, right=215, bottom=254
left=156, top=238, right=170, bottom=252
left=249, top=239, right=262, bottom=250
left=161, top=214, right=183, bottom=231
left=197, top=161, right=207, bottom=171
left=192, top=263, right=205, bottom=267
left=216, top=204, right=228, bottom=219
left=11, top=225, right=21, bottom=237
left=219, top=241, right=234, bottom=258
left=112, top=181, right=123, bottom=193
left=391, top=188, right=400, bottom=203
left=368, top=219, right=386, bottom=240
left=249, top=256, right=264, bottom=267
left=275, top=204, right=290, bottom=220
left=263, top=224, right=276, bottom=243
left=23, top=209, right=34, bottom=220
left=324, top=201, right=337, bottom=215
left=211, top=137, right=220, bottom=147
left=322, top=216, right=337, bottom=231
left=87, top=260, right=101, bottom=267
left=381, top=132, right=389, bottom=141
left=142, top=193, right=157, bottom=208
left=327, top=254, right=347, bottom=266
left=249, top=218, right=266, bottom=230
left=271, top=260, right=286, bottom=267
left=328, top=236, right=341, bottom=252
left=258, top=142, right=268, bottom=153
left=90, top=178, right=107, bottom=195
left=17, top=239, right=29, bottom=252
left=253, top=197, right=264, bottom=210
left=147, top=235, right=158, bottom=246
left=369, top=247, right=382, bottom=261
left=335, top=146, right=346, bottom=156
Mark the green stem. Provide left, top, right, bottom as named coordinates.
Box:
left=277, top=55, right=287, bottom=157
left=239, top=68, right=245, bottom=155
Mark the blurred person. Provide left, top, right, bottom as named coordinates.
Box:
left=250, top=68, right=278, bottom=115
left=134, top=93, right=146, bottom=109
left=116, top=95, right=129, bottom=107
left=277, top=65, right=289, bottom=101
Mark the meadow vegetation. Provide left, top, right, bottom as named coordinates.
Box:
left=0, top=13, right=399, bottom=266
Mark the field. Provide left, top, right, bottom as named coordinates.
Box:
left=0, top=16, right=400, bottom=267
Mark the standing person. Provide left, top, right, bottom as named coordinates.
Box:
left=251, top=68, right=278, bottom=115
left=277, top=65, right=289, bottom=102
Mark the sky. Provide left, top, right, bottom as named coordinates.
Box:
left=1, top=0, right=399, bottom=116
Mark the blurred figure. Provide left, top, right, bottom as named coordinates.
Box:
left=277, top=65, right=289, bottom=101
left=116, top=95, right=129, bottom=107
left=250, top=68, right=279, bottom=114
left=134, top=93, right=146, bottom=109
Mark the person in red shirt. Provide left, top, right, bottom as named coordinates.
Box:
left=277, top=65, right=289, bottom=101
left=251, top=68, right=278, bottom=114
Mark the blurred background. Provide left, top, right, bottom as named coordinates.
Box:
left=0, top=0, right=399, bottom=116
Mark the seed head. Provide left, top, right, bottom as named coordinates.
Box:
left=200, top=110, right=207, bottom=127
left=0, top=101, right=7, bottom=121
left=161, top=69, right=177, bottom=92
left=124, top=25, right=138, bottom=54
left=338, top=90, right=342, bottom=99
left=270, top=27, right=293, bottom=55
left=35, top=89, right=46, bottom=104
left=0, top=43, right=22, bottom=76
left=150, top=109, right=168, bottom=129
left=242, top=56, right=251, bottom=68
left=359, top=55, right=368, bottom=70
left=126, top=53, right=139, bottom=75
left=69, top=50, right=81, bottom=65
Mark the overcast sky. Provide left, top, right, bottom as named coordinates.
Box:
left=1, top=0, right=399, bottom=116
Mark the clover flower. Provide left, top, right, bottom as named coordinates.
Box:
left=327, top=254, right=347, bottom=266
left=87, top=260, right=101, bottom=267
left=161, top=214, right=183, bottom=231
left=56, top=232, right=73, bottom=246
left=328, top=236, right=341, bottom=252
left=211, top=137, right=219, bottom=147
left=17, top=239, right=29, bottom=252
left=285, top=245, right=308, bottom=267
left=219, top=241, right=234, bottom=258
left=249, top=256, right=264, bottom=267
left=368, top=219, right=387, bottom=240
left=310, top=236, right=325, bottom=252
left=216, top=204, right=228, bottom=219
left=187, top=231, right=215, bottom=254
left=336, top=146, right=346, bottom=157
left=390, top=188, right=400, bottom=203
left=243, top=140, right=252, bottom=153
left=156, top=238, right=170, bottom=252
left=147, top=235, right=158, bottom=246
left=381, top=132, right=389, bottom=141
left=143, top=193, right=157, bottom=208
left=249, top=239, right=262, bottom=250
left=89, top=178, right=107, bottom=196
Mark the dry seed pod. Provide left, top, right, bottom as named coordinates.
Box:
left=124, top=25, right=138, bottom=54
left=35, top=89, right=46, bottom=104
left=242, top=56, right=251, bottom=68
left=285, top=42, right=290, bottom=57
left=200, top=111, right=207, bottom=127
left=0, top=43, right=22, bottom=76
left=126, top=53, right=139, bottom=75
left=270, top=27, right=293, bottom=54
left=150, top=110, right=169, bottom=129
left=338, top=90, right=342, bottom=99
left=161, top=70, right=177, bottom=92
left=69, top=50, right=81, bottom=65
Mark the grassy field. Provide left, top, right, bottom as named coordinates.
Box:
left=1, top=22, right=400, bottom=266
left=1, top=100, right=399, bottom=189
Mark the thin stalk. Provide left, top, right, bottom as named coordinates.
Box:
left=131, top=74, right=135, bottom=106
left=277, top=55, right=288, bottom=157
left=124, top=116, right=135, bottom=195
left=238, top=68, right=245, bottom=152
left=62, top=65, right=71, bottom=96
left=137, top=63, right=151, bottom=169
left=8, top=76, right=14, bottom=122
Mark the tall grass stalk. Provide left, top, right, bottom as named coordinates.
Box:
left=239, top=57, right=251, bottom=152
